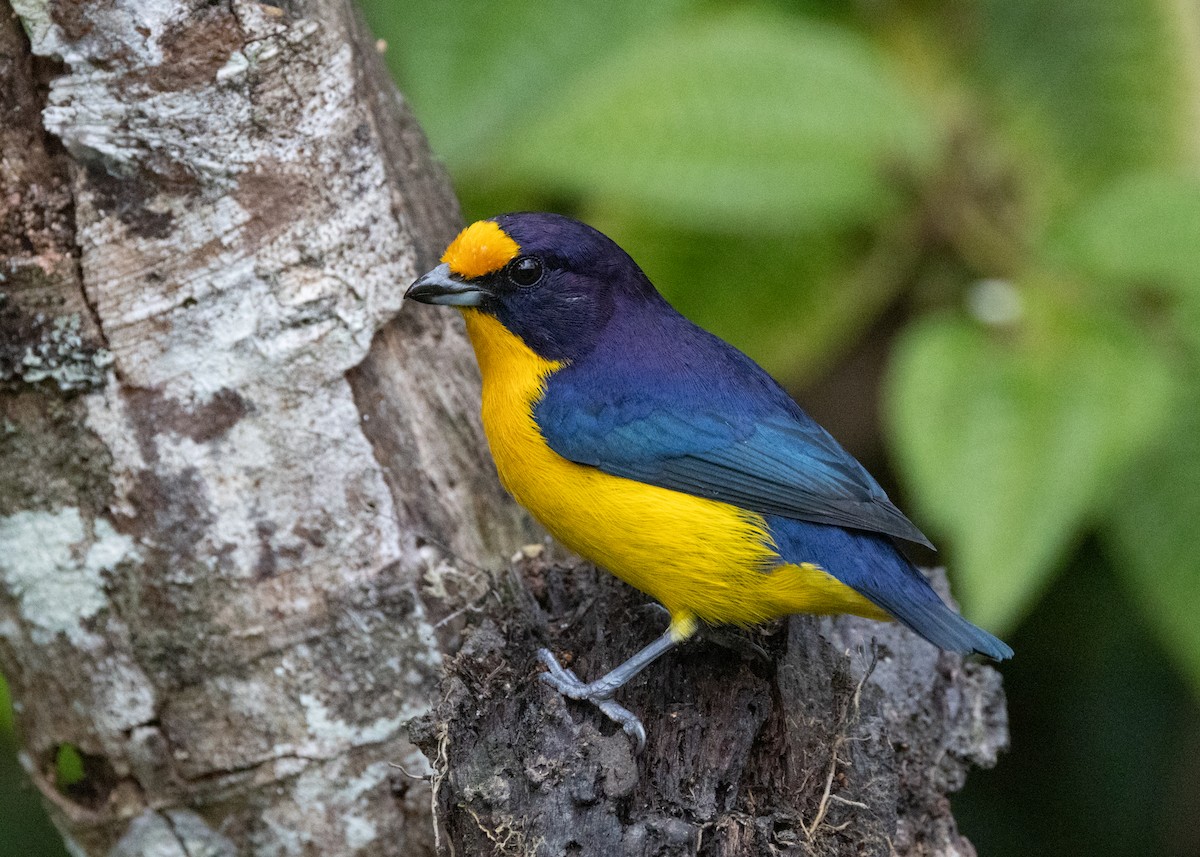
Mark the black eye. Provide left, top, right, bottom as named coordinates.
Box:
left=508, top=255, right=544, bottom=287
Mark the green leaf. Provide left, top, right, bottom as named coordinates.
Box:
left=962, top=0, right=1199, bottom=195
left=1051, top=172, right=1200, bottom=298
left=886, top=295, right=1174, bottom=631
left=504, top=10, right=937, bottom=233
left=589, top=210, right=919, bottom=382
left=1050, top=172, right=1200, bottom=354
left=55, top=744, right=85, bottom=789
left=1107, top=387, right=1200, bottom=700
left=360, top=0, right=694, bottom=168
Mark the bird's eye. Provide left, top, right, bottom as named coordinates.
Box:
left=508, top=255, right=544, bottom=287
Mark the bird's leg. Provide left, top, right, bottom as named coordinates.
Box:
left=538, top=615, right=696, bottom=752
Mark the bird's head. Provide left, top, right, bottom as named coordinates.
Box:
left=405, top=213, right=659, bottom=362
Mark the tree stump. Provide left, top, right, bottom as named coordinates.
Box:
left=411, top=551, right=1007, bottom=857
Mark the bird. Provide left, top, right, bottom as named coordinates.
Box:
left=405, top=212, right=1012, bottom=749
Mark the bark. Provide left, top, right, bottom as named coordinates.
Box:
left=410, top=558, right=1008, bottom=857
left=0, top=1, right=531, bottom=854
left=0, top=2, right=1008, bottom=856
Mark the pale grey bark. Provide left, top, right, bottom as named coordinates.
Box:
left=0, top=2, right=1009, bottom=856
left=1, top=1, right=530, bottom=854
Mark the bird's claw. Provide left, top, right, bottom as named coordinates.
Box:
left=536, top=648, right=647, bottom=753
left=537, top=647, right=586, bottom=692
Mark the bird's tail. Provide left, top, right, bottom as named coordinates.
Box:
left=765, top=515, right=1013, bottom=661
left=880, top=595, right=1013, bottom=661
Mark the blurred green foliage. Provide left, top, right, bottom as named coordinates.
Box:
left=1, top=674, right=68, bottom=857
left=53, top=744, right=85, bottom=789
left=957, top=542, right=1200, bottom=857
left=889, top=296, right=1174, bottom=629
left=501, top=11, right=938, bottom=232
left=1, top=674, right=11, bottom=736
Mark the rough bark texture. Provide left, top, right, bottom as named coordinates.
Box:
left=0, top=2, right=1008, bottom=856
left=0, top=1, right=532, bottom=854
left=411, top=556, right=1008, bottom=857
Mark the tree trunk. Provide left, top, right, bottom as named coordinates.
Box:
left=0, top=2, right=1008, bottom=856
left=0, top=1, right=531, bottom=854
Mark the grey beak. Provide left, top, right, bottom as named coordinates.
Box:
left=405, top=263, right=490, bottom=307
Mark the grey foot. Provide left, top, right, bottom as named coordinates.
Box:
left=536, top=648, right=647, bottom=752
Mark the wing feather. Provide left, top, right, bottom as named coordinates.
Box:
left=536, top=384, right=933, bottom=548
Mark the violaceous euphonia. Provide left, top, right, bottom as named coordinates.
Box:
left=406, top=212, right=1012, bottom=748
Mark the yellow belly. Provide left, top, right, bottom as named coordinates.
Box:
left=460, top=310, right=889, bottom=630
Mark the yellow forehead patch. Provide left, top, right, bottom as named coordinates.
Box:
left=442, top=220, right=520, bottom=279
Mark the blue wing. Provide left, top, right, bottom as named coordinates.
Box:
left=534, top=322, right=933, bottom=549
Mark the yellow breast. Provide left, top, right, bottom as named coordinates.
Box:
left=459, top=309, right=888, bottom=629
